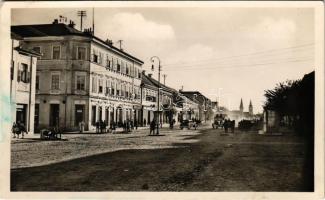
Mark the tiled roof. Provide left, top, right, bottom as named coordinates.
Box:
left=11, top=23, right=143, bottom=64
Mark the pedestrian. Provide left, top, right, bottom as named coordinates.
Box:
left=102, top=120, right=107, bottom=133
left=134, top=120, right=138, bottom=130
left=12, top=122, right=18, bottom=138
left=111, top=121, right=116, bottom=134
left=231, top=120, right=235, bottom=133
left=144, top=119, right=147, bottom=126
left=149, top=120, right=156, bottom=135
left=96, top=120, right=100, bottom=133
left=18, top=122, right=27, bottom=138
left=224, top=119, right=229, bottom=133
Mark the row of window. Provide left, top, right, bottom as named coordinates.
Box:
left=91, top=48, right=141, bottom=79
left=91, top=76, right=141, bottom=99
left=32, top=45, right=142, bottom=79
left=142, top=88, right=172, bottom=104
left=36, top=73, right=60, bottom=91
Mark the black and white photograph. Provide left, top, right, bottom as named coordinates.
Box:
left=0, top=1, right=324, bottom=199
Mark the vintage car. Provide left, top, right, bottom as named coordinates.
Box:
left=180, top=120, right=198, bottom=130
left=212, top=114, right=226, bottom=129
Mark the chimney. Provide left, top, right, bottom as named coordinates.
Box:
left=105, top=39, right=113, bottom=46
left=52, top=19, right=59, bottom=24
left=68, top=20, right=76, bottom=28
left=148, top=73, right=152, bottom=78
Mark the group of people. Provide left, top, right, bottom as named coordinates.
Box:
left=223, top=119, right=235, bottom=133
left=95, top=119, right=139, bottom=134
left=12, top=122, right=27, bottom=139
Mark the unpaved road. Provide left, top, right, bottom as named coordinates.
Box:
left=11, top=128, right=311, bottom=191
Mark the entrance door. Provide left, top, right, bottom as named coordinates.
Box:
left=105, top=108, right=109, bottom=123
left=98, top=107, right=102, bottom=121
left=75, top=105, right=85, bottom=126
left=50, top=104, right=60, bottom=127
left=16, top=104, right=27, bottom=126
left=110, top=108, right=114, bottom=125
left=91, top=106, right=96, bottom=125
left=34, top=104, right=39, bottom=131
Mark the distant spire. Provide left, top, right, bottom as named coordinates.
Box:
left=249, top=100, right=253, bottom=115
left=240, top=98, right=244, bottom=112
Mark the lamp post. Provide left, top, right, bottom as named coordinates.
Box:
left=151, top=56, right=161, bottom=135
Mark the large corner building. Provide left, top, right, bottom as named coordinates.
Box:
left=11, top=19, right=144, bottom=132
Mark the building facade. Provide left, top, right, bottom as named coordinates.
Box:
left=179, top=91, right=213, bottom=122
left=140, top=73, right=173, bottom=126
left=10, top=33, right=40, bottom=134
left=12, top=20, right=143, bottom=131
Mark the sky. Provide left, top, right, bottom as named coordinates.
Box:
left=11, top=7, right=315, bottom=113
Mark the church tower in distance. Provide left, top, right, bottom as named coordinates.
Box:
left=249, top=100, right=253, bottom=115
left=239, top=98, right=244, bottom=113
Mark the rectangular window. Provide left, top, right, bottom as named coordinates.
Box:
left=111, top=81, right=115, bottom=96
left=98, top=79, right=103, bottom=93
left=52, top=46, right=60, bottom=59
left=116, top=60, right=121, bottom=72
left=51, top=74, right=60, bottom=90
left=106, top=80, right=110, bottom=95
left=92, top=49, right=99, bottom=63
left=106, top=55, right=111, bottom=69
left=76, top=75, right=85, bottom=90
left=20, top=63, right=28, bottom=83
left=33, top=46, right=41, bottom=54
left=93, top=54, right=98, bottom=63
left=77, top=47, right=86, bottom=60
left=36, top=75, right=39, bottom=90
left=99, top=52, right=103, bottom=64
left=126, top=65, right=129, bottom=75
left=92, top=77, right=97, bottom=93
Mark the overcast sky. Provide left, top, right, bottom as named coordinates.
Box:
left=12, top=7, right=315, bottom=113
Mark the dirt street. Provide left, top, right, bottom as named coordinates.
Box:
left=11, top=128, right=309, bottom=191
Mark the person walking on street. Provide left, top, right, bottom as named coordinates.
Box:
left=224, top=119, right=229, bottom=133
left=231, top=120, right=235, bottom=133
left=134, top=120, right=138, bottom=130
left=96, top=121, right=100, bottom=133
left=150, top=120, right=156, bottom=135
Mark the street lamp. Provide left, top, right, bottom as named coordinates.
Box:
left=151, top=56, right=161, bottom=135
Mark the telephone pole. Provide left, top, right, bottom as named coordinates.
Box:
left=77, top=10, right=87, bottom=31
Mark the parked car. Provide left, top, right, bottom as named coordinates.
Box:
left=180, top=120, right=198, bottom=130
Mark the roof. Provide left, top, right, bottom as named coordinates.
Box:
left=11, top=32, right=23, bottom=40
left=14, top=46, right=42, bottom=57
left=11, top=23, right=143, bottom=64
left=179, top=90, right=211, bottom=104
left=141, top=73, right=177, bottom=94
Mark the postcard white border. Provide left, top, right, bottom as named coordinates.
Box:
left=0, top=1, right=324, bottom=200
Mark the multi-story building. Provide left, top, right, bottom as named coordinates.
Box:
left=10, top=32, right=40, bottom=134
left=12, top=19, right=143, bottom=131
left=179, top=91, right=213, bottom=122
left=171, top=91, right=199, bottom=122
left=140, top=72, right=174, bottom=126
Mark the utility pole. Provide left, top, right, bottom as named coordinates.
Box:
left=77, top=10, right=87, bottom=31
left=117, top=40, right=123, bottom=50
left=162, top=74, right=167, bottom=85
left=151, top=56, right=162, bottom=135
left=92, top=7, right=95, bottom=35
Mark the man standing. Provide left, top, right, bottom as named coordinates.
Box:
left=150, top=120, right=156, bottom=135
